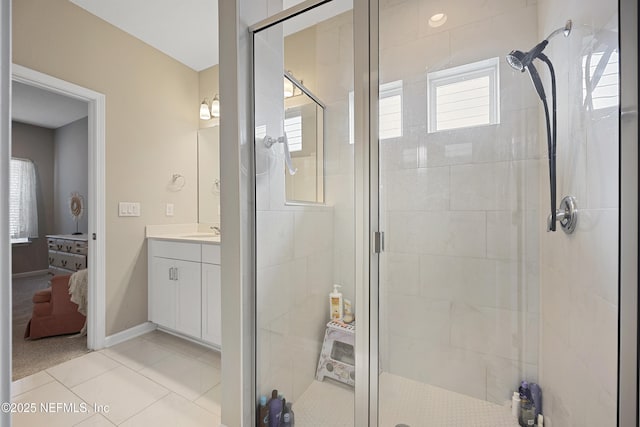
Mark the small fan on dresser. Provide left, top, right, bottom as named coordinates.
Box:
left=69, top=192, right=84, bottom=235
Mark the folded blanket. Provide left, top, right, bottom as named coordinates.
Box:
left=69, top=269, right=88, bottom=336
left=69, top=268, right=88, bottom=315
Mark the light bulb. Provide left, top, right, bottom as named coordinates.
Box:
left=200, top=101, right=211, bottom=120
left=211, top=96, right=220, bottom=118
left=284, top=78, right=294, bottom=98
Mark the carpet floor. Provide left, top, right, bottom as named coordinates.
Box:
left=12, top=273, right=89, bottom=381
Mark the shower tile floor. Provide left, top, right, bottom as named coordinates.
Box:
left=295, top=373, right=519, bottom=426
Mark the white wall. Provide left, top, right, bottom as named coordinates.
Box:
left=378, top=0, right=540, bottom=405
left=537, top=0, right=619, bottom=424
left=54, top=117, right=88, bottom=235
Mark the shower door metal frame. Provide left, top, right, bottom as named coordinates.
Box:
left=249, top=0, right=374, bottom=424
left=618, top=0, right=638, bottom=424
left=353, top=0, right=378, bottom=424
left=0, top=2, right=11, bottom=426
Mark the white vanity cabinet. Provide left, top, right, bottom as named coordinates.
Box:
left=148, top=239, right=221, bottom=347
left=201, top=245, right=221, bottom=347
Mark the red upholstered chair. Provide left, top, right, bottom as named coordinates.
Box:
left=24, top=274, right=86, bottom=339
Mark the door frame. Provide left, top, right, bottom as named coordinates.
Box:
left=617, top=0, right=638, bottom=424
left=10, top=64, right=106, bottom=351
left=1, top=2, right=12, bottom=425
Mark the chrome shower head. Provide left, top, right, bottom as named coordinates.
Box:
left=506, top=19, right=572, bottom=72
left=506, top=50, right=526, bottom=72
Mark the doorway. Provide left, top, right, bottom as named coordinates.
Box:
left=11, top=79, right=89, bottom=379
left=9, top=65, right=106, bottom=373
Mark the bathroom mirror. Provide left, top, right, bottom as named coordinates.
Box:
left=197, top=126, right=220, bottom=225
left=284, top=74, right=325, bottom=204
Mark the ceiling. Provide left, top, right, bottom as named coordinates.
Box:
left=12, top=82, right=88, bottom=129
left=70, top=0, right=219, bottom=72
left=70, top=0, right=353, bottom=72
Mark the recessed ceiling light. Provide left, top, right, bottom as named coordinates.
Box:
left=429, top=13, right=447, bottom=28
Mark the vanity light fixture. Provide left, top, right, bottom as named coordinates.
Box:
left=284, top=71, right=303, bottom=99
left=428, top=12, right=447, bottom=28
left=199, top=94, right=220, bottom=120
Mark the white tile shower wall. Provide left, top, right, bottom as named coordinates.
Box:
left=256, top=10, right=354, bottom=404
left=314, top=13, right=357, bottom=312
left=537, top=0, right=619, bottom=424
left=379, top=0, right=541, bottom=406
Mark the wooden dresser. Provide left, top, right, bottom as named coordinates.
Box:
left=46, top=234, right=88, bottom=275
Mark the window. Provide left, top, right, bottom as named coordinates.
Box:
left=9, top=158, right=39, bottom=241
left=349, top=79, right=403, bottom=144
left=379, top=80, right=403, bottom=139
left=582, top=50, right=619, bottom=111
left=427, top=57, right=500, bottom=132
left=284, top=114, right=302, bottom=152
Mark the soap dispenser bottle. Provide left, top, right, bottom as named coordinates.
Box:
left=330, top=284, right=343, bottom=321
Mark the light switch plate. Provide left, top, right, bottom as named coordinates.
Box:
left=166, top=203, right=174, bottom=216
left=119, top=202, right=141, bottom=217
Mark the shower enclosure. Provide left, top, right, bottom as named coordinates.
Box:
left=250, top=0, right=629, bottom=424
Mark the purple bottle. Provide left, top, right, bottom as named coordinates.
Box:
left=267, top=390, right=282, bottom=427
left=530, top=383, right=542, bottom=420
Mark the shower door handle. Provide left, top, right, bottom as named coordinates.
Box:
left=373, top=231, right=385, bottom=254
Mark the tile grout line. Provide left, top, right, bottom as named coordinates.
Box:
left=45, top=351, right=121, bottom=390
left=102, top=341, right=221, bottom=404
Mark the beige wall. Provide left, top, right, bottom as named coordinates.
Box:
left=13, top=0, right=200, bottom=335
left=197, top=65, right=220, bottom=225
left=11, top=121, right=55, bottom=274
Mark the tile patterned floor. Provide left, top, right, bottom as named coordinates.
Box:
left=13, top=330, right=520, bottom=426
left=11, top=330, right=221, bottom=427
left=295, top=373, right=520, bottom=427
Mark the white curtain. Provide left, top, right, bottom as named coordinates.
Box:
left=9, top=158, right=39, bottom=239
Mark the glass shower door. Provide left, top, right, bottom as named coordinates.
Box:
left=376, top=0, right=619, bottom=425
left=252, top=2, right=357, bottom=425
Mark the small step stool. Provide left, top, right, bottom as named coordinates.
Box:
left=315, top=320, right=355, bottom=387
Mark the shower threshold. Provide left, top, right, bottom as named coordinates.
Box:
left=295, top=372, right=519, bottom=426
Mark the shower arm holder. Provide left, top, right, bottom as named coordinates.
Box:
left=263, top=133, right=297, bottom=175
left=547, top=195, right=578, bottom=234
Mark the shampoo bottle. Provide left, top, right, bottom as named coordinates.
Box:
left=330, top=284, right=343, bottom=321
left=267, top=390, right=283, bottom=427
left=530, top=383, right=542, bottom=420
left=285, top=401, right=295, bottom=426
left=343, top=299, right=354, bottom=323
left=511, top=391, right=520, bottom=418
left=258, top=395, right=269, bottom=426
left=519, top=381, right=535, bottom=426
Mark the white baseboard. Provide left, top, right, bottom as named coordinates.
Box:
left=104, top=321, right=157, bottom=348
left=156, top=326, right=221, bottom=351
left=12, top=269, right=50, bottom=279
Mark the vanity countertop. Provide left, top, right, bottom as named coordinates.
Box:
left=146, top=223, right=221, bottom=244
